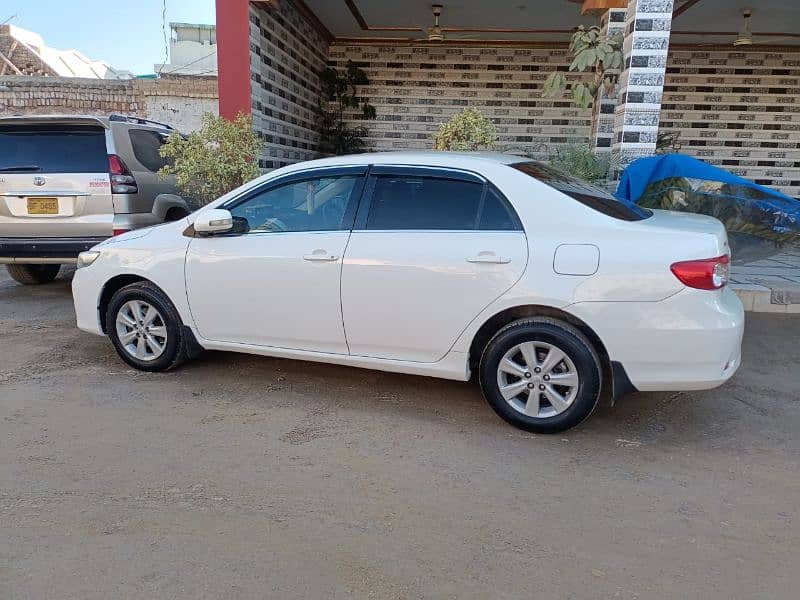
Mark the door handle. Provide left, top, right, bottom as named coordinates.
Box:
left=466, top=251, right=511, bottom=265
left=303, top=249, right=339, bottom=262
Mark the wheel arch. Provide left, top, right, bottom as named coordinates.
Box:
left=467, top=304, right=611, bottom=381
left=98, top=274, right=152, bottom=334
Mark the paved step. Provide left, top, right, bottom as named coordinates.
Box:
left=730, top=249, right=800, bottom=313
left=732, top=282, right=800, bottom=313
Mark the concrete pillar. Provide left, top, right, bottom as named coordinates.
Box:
left=589, top=7, right=628, bottom=153
left=612, top=0, right=674, bottom=167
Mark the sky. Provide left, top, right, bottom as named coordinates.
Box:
left=2, top=0, right=217, bottom=75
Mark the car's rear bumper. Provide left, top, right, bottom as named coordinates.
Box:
left=0, top=236, right=107, bottom=263
left=568, top=286, right=745, bottom=392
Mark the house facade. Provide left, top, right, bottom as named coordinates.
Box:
left=215, top=0, right=800, bottom=197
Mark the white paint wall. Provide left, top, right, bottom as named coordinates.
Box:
left=144, top=95, right=218, bottom=133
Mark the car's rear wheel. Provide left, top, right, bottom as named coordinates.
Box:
left=105, top=281, right=189, bottom=372
left=6, top=264, right=61, bottom=285
left=479, top=318, right=602, bottom=433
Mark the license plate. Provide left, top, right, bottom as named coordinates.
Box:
left=27, top=198, right=59, bottom=215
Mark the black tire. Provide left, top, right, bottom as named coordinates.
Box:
left=164, top=207, right=189, bottom=222
left=6, top=264, right=61, bottom=285
left=479, top=317, right=602, bottom=434
left=105, top=281, right=190, bottom=372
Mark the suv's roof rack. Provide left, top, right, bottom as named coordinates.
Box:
left=108, top=114, right=175, bottom=130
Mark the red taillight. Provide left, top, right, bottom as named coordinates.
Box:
left=112, top=228, right=130, bottom=237
left=670, top=255, right=730, bottom=290
left=108, top=154, right=138, bottom=194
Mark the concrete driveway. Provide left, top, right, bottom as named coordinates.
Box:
left=1, top=267, right=798, bottom=599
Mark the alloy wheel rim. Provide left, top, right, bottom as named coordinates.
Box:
left=496, top=341, right=580, bottom=419
left=115, top=300, right=168, bottom=362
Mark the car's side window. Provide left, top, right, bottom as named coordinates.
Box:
left=367, top=176, right=484, bottom=230
left=229, top=175, right=361, bottom=233
left=128, top=129, right=171, bottom=172
left=365, top=174, right=521, bottom=231
left=478, top=187, right=520, bottom=231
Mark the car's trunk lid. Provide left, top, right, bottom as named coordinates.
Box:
left=0, top=122, right=114, bottom=238
left=638, top=209, right=731, bottom=260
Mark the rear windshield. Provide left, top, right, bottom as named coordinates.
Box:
left=0, top=124, right=108, bottom=174
left=512, top=161, right=651, bottom=221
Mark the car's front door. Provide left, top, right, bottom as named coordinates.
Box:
left=341, top=167, right=528, bottom=363
left=185, top=167, right=366, bottom=353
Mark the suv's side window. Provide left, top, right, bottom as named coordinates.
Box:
left=229, top=175, right=362, bottom=233
left=366, top=175, right=520, bottom=231
left=129, top=129, right=170, bottom=172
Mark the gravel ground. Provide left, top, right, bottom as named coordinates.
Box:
left=1, top=266, right=798, bottom=599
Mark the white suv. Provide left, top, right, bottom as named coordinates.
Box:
left=0, top=114, right=194, bottom=284
left=72, top=152, right=744, bottom=433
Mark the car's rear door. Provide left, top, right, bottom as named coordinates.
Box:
left=341, top=166, right=528, bottom=363
left=0, top=120, right=113, bottom=238
left=184, top=167, right=367, bottom=353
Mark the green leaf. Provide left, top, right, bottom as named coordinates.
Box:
left=433, top=108, right=497, bottom=151
left=157, top=113, right=262, bottom=205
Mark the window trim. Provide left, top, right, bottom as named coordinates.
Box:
left=354, top=167, right=523, bottom=232
left=222, top=165, right=369, bottom=235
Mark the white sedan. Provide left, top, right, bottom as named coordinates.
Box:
left=72, top=152, right=744, bottom=433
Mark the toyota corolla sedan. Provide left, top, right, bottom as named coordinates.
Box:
left=72, top=152, right=744, bottom=433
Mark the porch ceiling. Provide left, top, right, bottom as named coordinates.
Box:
left=302, top=0, right=800, bottom=46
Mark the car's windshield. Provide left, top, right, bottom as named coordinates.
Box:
left=512, top=161, right=651, bottom=222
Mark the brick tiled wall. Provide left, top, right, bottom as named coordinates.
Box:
left=328, top=43, right=593, bottom=161
left=249, top=1, right=328, bottom=169
left=243, top=12, right=800, bottom=198
left=0, top=25, right=58, bottom=76
left=0, top=76, right=219, bottom=132
left=661, top=49, right=800, bottom=198
left=328, top=43, right=800, bottom=197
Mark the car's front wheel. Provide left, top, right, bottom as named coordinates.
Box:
left=479, top=318, right=602, bottom=433
left=6, top=264, right=61, bottom=285
left=105, top=281, right=190, bottom=372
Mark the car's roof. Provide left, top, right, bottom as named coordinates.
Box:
left=0, top=114, right=112, bottom=128
left=280, top=151, right=529, bottom=172
left=0, top=114, right=174, bottom=131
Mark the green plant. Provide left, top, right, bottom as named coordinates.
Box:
left=158, top=112, right=262, bottom=205
left=548, top=144, right=619, bottom=183
left=542, top=25, right=623, bottom=109
left=433, top=108, right=498, bottom=151
left=656, top=131, right=681, bottom=154
left=317, top=60, right=377, bottom=155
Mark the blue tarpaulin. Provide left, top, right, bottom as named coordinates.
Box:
left=615, top=154, right=800, bottom=261
left=616, top=154, right=799, bottom=206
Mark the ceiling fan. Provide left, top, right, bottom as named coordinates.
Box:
left=425, top=4, right=446, bottom=42
left=419, top=4, right=491, bottom=42
left=731, top=8, right=799, bottom=46
left=733, top=9, right=754, bottom=46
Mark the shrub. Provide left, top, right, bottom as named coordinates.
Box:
left=158, top=112, right=262, bottom=205
left=433, top=108, right=498, bottom=151
left=317, top=61, right=376, bottom=155
left=548, top=144, right=619, bottom=184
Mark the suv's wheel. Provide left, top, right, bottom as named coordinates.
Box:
left=6, top=264, right=61, bottom=285
left=105, top=281, right=190, bottom=372
left=479, top=318, right=602, bottom=433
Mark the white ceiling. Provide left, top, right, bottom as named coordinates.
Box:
left=304, top=0, right=800, bottom=45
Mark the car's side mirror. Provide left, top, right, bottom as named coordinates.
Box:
left=194, top=209, right=234, bottom=235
